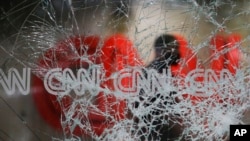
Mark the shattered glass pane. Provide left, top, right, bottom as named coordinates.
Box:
left=1, top=0, right=250, bottom=140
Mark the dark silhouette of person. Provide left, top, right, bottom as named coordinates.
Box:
left=135, top=34, right=185, bottom=141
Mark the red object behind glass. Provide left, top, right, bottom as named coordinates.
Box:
left=32, top=34, right=143, bottom=137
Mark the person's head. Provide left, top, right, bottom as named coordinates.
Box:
left=154, top=34, right=180, bottom=66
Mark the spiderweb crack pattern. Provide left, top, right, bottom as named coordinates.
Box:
left=1, top=0, right=250, bottom=141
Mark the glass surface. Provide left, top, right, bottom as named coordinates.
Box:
left=1, top=0, right=250, bottom=140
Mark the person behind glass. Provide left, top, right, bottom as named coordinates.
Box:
left=137, top=34, right=198, bottom=141
left=148, top=34, right=180, bottom=73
